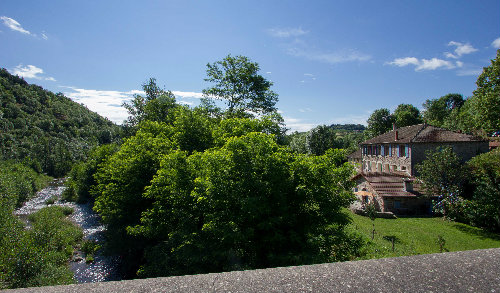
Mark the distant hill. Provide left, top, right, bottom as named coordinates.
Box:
left=0, top=68, right=121, bottom=176
left=328, top=124, right=366, bottom=132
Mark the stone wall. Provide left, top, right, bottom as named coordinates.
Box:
left=383, top=196, right=432, bottom=215
left=353, top=176, right=385, bottom=211
left=410, top=141, right=489, bottom=175
left=362, top=153, right=411, bottom=174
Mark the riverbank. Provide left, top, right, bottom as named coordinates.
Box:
left=14, top=179, right=122, bottom=284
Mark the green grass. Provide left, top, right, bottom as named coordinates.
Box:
left=349, top=213, right=500, bottom=260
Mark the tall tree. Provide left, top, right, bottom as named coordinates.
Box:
left=366, top=108, right=394, bottom=137
left=393, top=104, right=422, bottom=127
left=203, top=55, right=278, bottom=117
left=123, top=78, right=178, bottom=128
left=422, top=93, right=464, bottom=128
left=416, top=147, right=466, bottom=217
left=468, top=49, right=500, bottom=134
left=306, top=125, right=338, bottom=155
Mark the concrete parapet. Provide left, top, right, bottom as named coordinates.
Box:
left=5, top=248, right=500, bottom=292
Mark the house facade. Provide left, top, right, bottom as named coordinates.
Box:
left=351, top=124, right=489, bottom=215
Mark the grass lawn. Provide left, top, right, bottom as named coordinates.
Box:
left=348, top=212, right=500, bottom=260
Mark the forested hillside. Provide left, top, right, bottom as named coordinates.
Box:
left=0, top=68, right=121, bottom=177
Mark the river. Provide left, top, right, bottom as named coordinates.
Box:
left=14, top=178, right=122, bottom=283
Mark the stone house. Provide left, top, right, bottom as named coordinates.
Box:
left=350, top=124, right=488, bottom=215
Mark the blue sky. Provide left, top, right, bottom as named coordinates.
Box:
left=2, top=1, right=499, bottom=132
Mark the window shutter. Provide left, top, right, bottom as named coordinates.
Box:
left=389, top=145, right=392, bottom=157
left=396, top=145, right=400, bottom=157
left=405, top=145, right=409, bottom=157
left=381, top=145, right=385, bottom=156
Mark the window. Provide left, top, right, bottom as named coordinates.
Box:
left=389, top=145, right=392, bottom=157
left=394, top=201, right=401, bottom=209
left=405, top=144, right=409, bottom=158
left=399, top=144, right=406, bottom=157
left=384, top=145, right=389, bottom=156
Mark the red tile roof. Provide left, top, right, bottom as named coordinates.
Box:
left=361, top=124, right=485, bottom=145
left=356, top=172, right=431, bottom=198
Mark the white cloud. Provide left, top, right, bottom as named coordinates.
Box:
left=456, top=68, right=482, bottom=76
left=10, top=64, right=56, bottom=81
left=171, top=90, right=204, bottom=99
left=267, top=27, right=308, bottom=38
left=0, top=16, right=31, bottom=35
left=283, top=116, right=316, bottom=132
left=41, top=32, right=48, bottom=40
left=299, top=108, right=313, bottom=113
left=387, top=57, right=420, bottom=67
left=445, top=41, right=478, bottom=59
left=62, top=87, right=204, bottom=124
left=304, top=73, right=314, bottom=77
left=287, top=47, right=371, bottom=64
left=329, top=114, right=369, bottom=126
left=62, top=87, right=136, bottom=124
left=492, top=37, right=500, bottom=49
left=12, top=64, right=43, bottom=78
left=456, top=61, right=464, bottom=68
left=387, top=57, right=455, bottom=71
left=416, top=58, right=455, bottom=71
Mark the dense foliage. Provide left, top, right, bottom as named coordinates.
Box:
left=366, top=108, right=394, bottom=137
left=0, top=68, right=121, bottom=176
left=464, top=149, right=500, bottom=231
left=366, top=105, right=422, bottom=138
left=132, top=136, right=357, bottom=277
left=0, top=203, right=82, bottom=289
left=1, top=161, right=82, bottom=289
left=415, top=147, right=467, bottom=217
left=55, top=65, right=364, bottom=278
left=416, top=147, right=500, bottom=232
left=0, top=161, right=50, bottom=208
left=287, top=124, right=366, bottom=155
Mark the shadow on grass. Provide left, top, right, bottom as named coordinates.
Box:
left=453, top=224, right=500, bottom=241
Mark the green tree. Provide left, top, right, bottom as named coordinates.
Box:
left=366, top=108, right=394, bottom=137
left=203, top=55, right=278, bottom=116
left=464, top=149, right=500, bottom=231
left=470, top=50, right=500, bottom=134
left=422, top=93, right=464, bottom=128
left=393, top=104, right=422, bottom=127
left=287, top=131, right=308, bottom=154
left=123, top=78, right=178, bottom=128
left=416, top=147, right=466, bottom=217
left=129, top=133, right=358, bottom=277
left=306, top=125, right=339, bottom=155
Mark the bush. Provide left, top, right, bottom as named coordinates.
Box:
left=1, top=205, right=82, bottom=289
left=0, top=161, right=51, bottom=207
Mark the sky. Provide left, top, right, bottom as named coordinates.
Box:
left=1, top=0, right=499, bottom=132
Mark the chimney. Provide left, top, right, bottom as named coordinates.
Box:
left=393, top=123, right=396, bottom=131
left=395, top=130, right=398, bottom=141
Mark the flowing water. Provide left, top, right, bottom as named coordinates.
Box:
left=14, top=178, right=122, bottom=283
